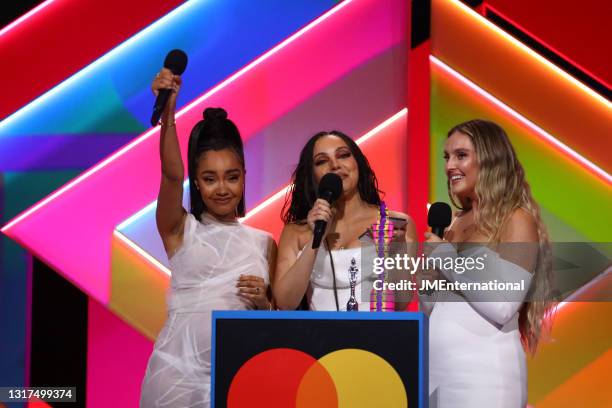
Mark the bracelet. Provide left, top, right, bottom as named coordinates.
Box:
left=160, top=119, right=176, bottom=127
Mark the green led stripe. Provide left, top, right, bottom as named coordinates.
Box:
left=430, top=68, right=611, bottom=242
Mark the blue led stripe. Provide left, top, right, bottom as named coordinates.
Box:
left=0, top=0, right=336, bottom=137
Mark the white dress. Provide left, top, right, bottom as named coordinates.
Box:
left=140, top=213, right=271, bottom=408
left=422, top=244, right=532, bottom=408
left=307, top=244, right=377, bottom=311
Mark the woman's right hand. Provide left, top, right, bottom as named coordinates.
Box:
left=306, top=199, right=334, bottom=236
left=151, top=68, right=182, bottom=114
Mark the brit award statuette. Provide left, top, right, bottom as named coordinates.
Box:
left=347, top=257, right=359, bottom=311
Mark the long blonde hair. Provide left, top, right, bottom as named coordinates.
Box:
left=447, top=119, right=554, bottom=353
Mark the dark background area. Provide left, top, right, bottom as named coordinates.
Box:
left=2, top=1, right=44, bottom=28
left=30, top=258, right=88, bottom=407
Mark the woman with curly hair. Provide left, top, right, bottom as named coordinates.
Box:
left=274, top=130, right=416, bottom=311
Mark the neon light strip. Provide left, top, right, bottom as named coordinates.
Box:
left=116, top=180, right=189, bottom=230
left=240, top=187, right=291, bottom=223
left=0, top=0, right=202, bottom=129
left=483, top=4, right=611, bottom=90
left=1, top=0, right=354, bottom=233
left=449, top=0, right=611, bottom=109
left=113, top=230, right=171, bottom=276
left=353, top=108, right=407, bottom=144
left=0, top=0, right=57, bottom=38
left=431, top=56, right=612, bottom=185
left=2, top=0, right=351, bottom=128
left=174, top=0, right=354, bottom=121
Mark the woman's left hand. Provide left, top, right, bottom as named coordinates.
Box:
left=236, top=275, right=270, bottom=309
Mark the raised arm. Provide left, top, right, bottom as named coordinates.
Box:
left=152, top=69, right=186, bottom=256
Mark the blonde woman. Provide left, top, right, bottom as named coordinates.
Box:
left=421, top=119, right=554, bottom=407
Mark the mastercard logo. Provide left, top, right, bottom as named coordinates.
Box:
left=227, top=348, right=408, bottom=408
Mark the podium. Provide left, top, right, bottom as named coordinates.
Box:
left=212, top=311, right=428, bottom=408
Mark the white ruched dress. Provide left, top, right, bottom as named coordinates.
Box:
left=140, top=213, right=270, bottom=408
left=422, top=244, right=532, bottom=408
left=307, top=241, right=381, bottom=311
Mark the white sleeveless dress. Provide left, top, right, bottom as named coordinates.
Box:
left=140, top=213, right=271, bottom=408
left=307, top=244, right=378, bottom=311
left=423, top=244, right=532, bottom=408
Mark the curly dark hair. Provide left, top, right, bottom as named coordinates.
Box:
left=187, top=107, right=246, bottom=219
left=281, top=130, right=382, bottom=223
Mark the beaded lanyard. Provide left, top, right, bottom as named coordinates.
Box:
left=370, top=201, right=395, bottom=312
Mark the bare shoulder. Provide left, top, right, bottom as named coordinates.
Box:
left=279, top=222, right=310, bottom=247
left=281, top=221, right=310, bottom=236
left=500, top=208, right=538, bottom=243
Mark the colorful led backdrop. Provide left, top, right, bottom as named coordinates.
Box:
left=1, top=0, right=610, bottom=406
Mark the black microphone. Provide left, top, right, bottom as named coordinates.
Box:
left=312, top=173, right=343, bottom=249
left=150, top=49, right=188, bottom=126
left=427, top=202, right=452, bottom=238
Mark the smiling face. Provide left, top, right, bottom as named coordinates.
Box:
left=312, top=135, right=359, bottom=197
left=444, top=131, right=479, bottom=203
left=195, top=148, right=245, bottom=221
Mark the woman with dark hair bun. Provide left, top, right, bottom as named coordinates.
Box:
left=274, top=130, right=417, bottom=311
left=140, top=69, right=276, bottom=407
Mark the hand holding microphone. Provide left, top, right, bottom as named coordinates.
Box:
left=150, top=49, right=188, bottom=126
left=309, top=173, right=343, bottom=249
left=151, top=69, right=182, bottom=113
left=307, top=199, right=333, bottom=239
left=419, top=202, right=452, bottom=294
left=424, top=201, right=452, bottom=253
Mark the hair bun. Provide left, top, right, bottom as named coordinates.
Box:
left=203, top=107, right=228, bottom=121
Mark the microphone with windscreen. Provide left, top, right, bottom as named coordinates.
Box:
left=150, top=49, right=188, bottom=126
left=312, top=173, right=343, bottom=249
left=427, top=202, right=452, bottom=238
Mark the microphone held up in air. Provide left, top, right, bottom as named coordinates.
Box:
left=427, top=202, right=452, bottom=238
left=312, top=173, right=343, bottom=249
left=150, top=49, right=188, bottom=126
